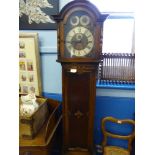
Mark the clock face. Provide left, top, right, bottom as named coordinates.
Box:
left=66, top=26, right=94, bottom=57
left=64, top=12, right=95, bottom=58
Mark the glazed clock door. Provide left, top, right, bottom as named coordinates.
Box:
left=64, top=11, right=96, bottom=58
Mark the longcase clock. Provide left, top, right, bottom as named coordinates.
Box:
left=54, top=0, right=108, bottom=155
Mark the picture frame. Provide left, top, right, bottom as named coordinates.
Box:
left=19, top=0, right=59, bottom=30
left=19, top=33, right=42, bottom=96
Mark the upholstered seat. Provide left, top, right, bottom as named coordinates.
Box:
left=104, top=146, right=130, bottom=155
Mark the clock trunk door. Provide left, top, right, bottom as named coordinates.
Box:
left=63, top=70, right=95, bottom=149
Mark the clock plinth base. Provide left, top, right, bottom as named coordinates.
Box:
left=64, top=150, right=94, bottom=155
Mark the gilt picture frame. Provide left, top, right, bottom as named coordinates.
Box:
left=19, top=0, right=59, bottom=30
left=19, top=33, right=42, bottom=96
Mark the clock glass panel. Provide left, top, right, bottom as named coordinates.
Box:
left=64, top=11, right=95, bottom=58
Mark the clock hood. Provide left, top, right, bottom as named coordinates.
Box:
left=53, top=0, right=108, bottom=23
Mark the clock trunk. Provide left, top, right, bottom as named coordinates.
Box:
left=62, top=63, right=97, bottom=154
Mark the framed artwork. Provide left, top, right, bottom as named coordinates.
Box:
left=19, top=33, right=42, bottom=96
left=19, top=0, right=59, bottom=30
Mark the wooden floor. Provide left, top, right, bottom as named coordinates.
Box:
left=64, top=150, right=93, bottom=155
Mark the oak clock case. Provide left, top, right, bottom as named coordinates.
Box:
left=54, top=0, right=108, bottom=155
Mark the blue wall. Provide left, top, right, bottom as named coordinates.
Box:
left=20, top=0, right=135, bottom=154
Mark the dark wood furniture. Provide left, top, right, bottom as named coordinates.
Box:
left=54, top=1, right=108, bottom=155
left=19, top=98, right=62, bottom=155
left=101, top=117, right=135, bottom=155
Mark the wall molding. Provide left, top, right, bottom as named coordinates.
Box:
left=96, top=88, right=135, bottom=98
left=42, top=92, right=135, bottom=101
left=40, top=46, right=57, bottom=54
left=42, top=92, right=62, bottom=101
left=40, top=52, right=57, bottom=55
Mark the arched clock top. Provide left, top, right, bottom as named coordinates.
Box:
left=54, top=0, right=108, bottom=23
left=54, top=0, right=108, bottom=63
left=62, top=7, right=97, bottom=25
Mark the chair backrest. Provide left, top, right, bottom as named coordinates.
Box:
left=101, top=117, right=135, bottom=152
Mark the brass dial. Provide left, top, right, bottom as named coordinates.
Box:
left=65, top=26, right=94, bottom=57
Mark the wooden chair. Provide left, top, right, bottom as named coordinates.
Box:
left=101, top=117, right=135, bottom=155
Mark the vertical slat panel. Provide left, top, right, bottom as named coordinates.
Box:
left=97, top=53, right=135, bottom=84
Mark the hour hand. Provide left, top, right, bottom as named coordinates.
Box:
left=76, top=34, right=83, bottom=41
